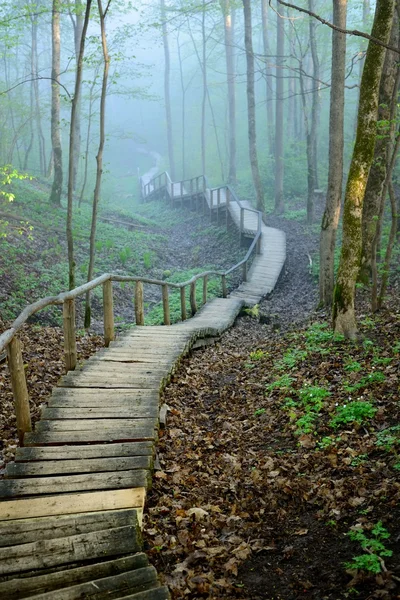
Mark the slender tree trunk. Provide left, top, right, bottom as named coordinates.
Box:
left=31, top=17, right=47, bottom=176
left=221, top=0, right=236, bottom=183
left=50, top=0, right=63, bottom=207
left=67, top=0, right=92, bottom=290
left=359, top=9, right=399, bottom=283
left=201, top=0, right=207, bottom=174
left=333, top=0, right=395, bottom=338
left=243, top=0, right=264, bottom=212
left=160, top=0, right=175, bottom=179
left=354, top=0, right=371, bottom=135
left=85, top=0, right=110, bottom=328
left=79, top=71, right=98, bottom=207
left=261, top=0, right=274, bottom=156
left=319, top=0, right=347, bottom=308
left=275, top=9, right=284, bottom=214
left=307, top=0, right=320, bottom=224
left=177, top=32, right=186, bottom=179
left=72, top=0, right=84, bottom=192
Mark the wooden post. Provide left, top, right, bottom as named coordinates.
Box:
left=217, top=188, right=221, bottom=225
left=240, top=207, right=244, bottom=245
left=202, top=275, right=208, bottom=305
left=162, top=284, right=170, bottom=325
left=256, top=235, right=262, bottom=255
left=242, top=261, right=248, bottom=282
left=210, top=189, right=213, bottom=222
left=171, top=182, right=174, bottom=204
left=103, top=280, right=115, bottom=347
left=135, top=281, right=144, bottom=326
left=6, top=336, right=32, bottom=445
left=180, top=286, right=187, bottom=321
left=226, top=187, right=230, bottom=230
left=190, top=179, right=194, bottom=209
left=180, top=181, right=183, bottom=198
left=63, top=299, right=77, bottom=372
left=190, top=281, right=197, bottom=315
left=222, top=275, right=227, bottom=298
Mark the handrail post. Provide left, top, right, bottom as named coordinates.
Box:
left=180, top=286, right=187, bottom=321
left=63, top=299, right=77, bottom=372
left=240, top=207, right=244, bottom=246
left=217, top=188, right=221, bottom=225
left=190, top=281, right=197, bottom=315
left=203, top=275, right=208, bottom=305
left=171, top=182, right=174, bottom=205
left=135, top=281, right=144, bottom=326
left=210, top=189, right=213, bottom=222
left=180, top=181, right=183, bottom=199
left=222, top=275, right=227, bottom=298
left=190, top=179, right=194, bottom=209
left=162, top=284, right=170, bottom=325
left=226, top=187, right=230, bottom=230
left=7, top=336, right=32, bottom=445
left=103, top=279, right=115, bottom=347
left=257, top=212, right=262, bottom=254
left=242, top=261, right=248, bottom=282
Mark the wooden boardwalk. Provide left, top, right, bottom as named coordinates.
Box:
left=0, top=173, right=285, bottom=599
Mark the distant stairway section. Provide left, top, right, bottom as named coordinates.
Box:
left=141, top=171, right=286, bottom=305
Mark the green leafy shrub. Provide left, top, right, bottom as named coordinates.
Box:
left=330, top=401, right=376, bottom=429
left=345, top=522, right=392, bottom=574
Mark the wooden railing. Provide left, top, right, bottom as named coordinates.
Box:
left=1, top=171, right=263, bottom=445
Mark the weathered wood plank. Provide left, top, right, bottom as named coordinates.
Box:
left=0, top=469, right=150, bottom=498
left=0, top=525, right=142, bottom=575
left=6, top=455, right=152, bottom=477
left=0, top=554, right=149, bottom=600
left=42, top=407, right=158, bottom=419
left=24, top=429, right=157, bottom=445
left=36, top=418, right=157, bottom=432
left=0, top=509, right=139, bottom=547
left=0, top=488, right=146, bottom=521
left=26, top=567, right=159, bottom=600
left=16, top=442, right=153, bottom=461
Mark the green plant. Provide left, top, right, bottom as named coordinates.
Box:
left=343, top=371, right=385, bottom=393
left=375, top=425, right=400, bottom=452
left=142, top=250, right=153, bottom=270
left=275, top=348, right=307, bottom=370
left=119, top=246, right=133, bottom=265
left=266, top=374, right=295, bottom=393
left=330, top=401, right=377, bottom=429
left=254, top=408, right=266, bottom=417
left=350, top=454, right=368, bottom=467
left=249, top=349, right=269, bottom=361
left=344, top=360, right=362, bottom=373
left=344, top=522, right=392, bottom=574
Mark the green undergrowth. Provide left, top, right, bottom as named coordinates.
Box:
left=0, top=178, right=236, bottom=324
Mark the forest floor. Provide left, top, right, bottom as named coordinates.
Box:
left=145, top=211, right=400, bottom=600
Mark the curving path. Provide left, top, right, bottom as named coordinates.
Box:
left=0, top=171, right=285, bottom=599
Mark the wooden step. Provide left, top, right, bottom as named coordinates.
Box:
left=0, top=523, right=142, bottom=575
left=6, top=455, right=152, bottom=477
left=41, top=407, right=159, bottom=419
left=36, top=418, right=157, bottom=432
left=24, top=429, right=157, bottom=446
left=0, top=554, right=149, bottom=599
left=16, top=442, right=153, bottom=461
left=0, top=470, right=150, bottom=498
left=0, top=488, right=146, bottom=522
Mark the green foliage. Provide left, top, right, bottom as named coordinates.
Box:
left=142, top=250, right=153, bottom=270
left=330, top=401, right=377, bottom=429
left=249, top=349, right=268, bottom=361
left=266, top=374, right=295, bottom=393
left=344, top=360, right=362, bottom=373
left=345, top=522, right=392, bottom=574
left=275, top=348, right=307, bottom=370
left=343, top=371, right=385, bottom=393
left=254, top=408, right=266, bottom=417
left=375, top=425, right=400, bottom=452
left=294, top=384, right=330, bottom=435
left=305, top=322, right=344, bottom=353
left=0, top=165, right=30, bottom=203
left=119, top=246, right=133, bottom=265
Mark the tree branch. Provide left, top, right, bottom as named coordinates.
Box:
left=271, top=0, right=400, bottom=55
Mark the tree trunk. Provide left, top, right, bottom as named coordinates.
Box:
left=261, top=0, right=274, bottom=156
left=275, top=9, right=284, bottom=214
left=359, top=8, right=399, bottom=283
left=67, top=0, right=92, bottom=290
left=201, top=0, right=207, bottom=175
left=160, top=0, right=175, bottom=179
left=243, top=0, right=264, bottom=212
left=31, top=17, right=47, bottom=176
left=307, top=0, right=320, bottom=224
left=221, top=0, right=236, bottom=183
left=72, top=0, right=84, bottom=192
left=333, top=0, right=395, bottom=338
left=79, top=68, right=98, bottom=207
left=50, top=0, right=63, bottom=207
left=84, top=0, right=110, bottom=328
left=177, top=31, right=186, bottom=179
left=319, top=0, right=347, bottom=308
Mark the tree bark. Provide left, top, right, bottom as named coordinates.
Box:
left=275, top=9, right=284, bottom=214
left=49, top=0, right=63, bottom=207
left=333, top=0, right=395, bottom=338
left=307, top=0, right=320, bottom=224
left=261, top=0, right=274, bottom=156
left=67, top=0, right=92, bottom=290
left=160, top=0, right=175, bottom=179
left=72, top=0, right=84, bottom=192
left=242, top=0, right=264, bottom=212
left=359, top=8, right=399, bottom=283
left=319, top=0, right=347, bottom=308
left=84, top=0, right=110, bottom=328
left=221, top=0, right=236, bottom=183
left=201, top=0, right=207, bottom=175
